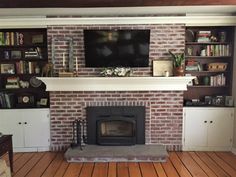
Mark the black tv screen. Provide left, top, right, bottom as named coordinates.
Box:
left=84, top=30, right=150, bottom=67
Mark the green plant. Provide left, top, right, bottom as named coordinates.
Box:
left=168, top=50, right=185, bottom=67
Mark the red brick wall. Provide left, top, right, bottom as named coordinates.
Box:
left=47, top=24, right=185, bottom=151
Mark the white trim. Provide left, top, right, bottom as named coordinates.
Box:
left=232, top=147, right=236, bottom=155
left=13, top=147, right=50, bottom=152
left=182, top=146, right=232, bottom=151
left=0, top=6, right=235, bottom=16
left=0, top=15, right=236, bottom=28
left=37, top=76, right=195, bottom=92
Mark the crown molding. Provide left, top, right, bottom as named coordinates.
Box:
left=0, top=15, right=236, bottom=28
left=0, top=6, right=236, bottom=16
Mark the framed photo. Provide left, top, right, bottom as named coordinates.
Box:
left=0, top=64, right=15, bottom=74
left=11, top=50, right=22, bottom=59
left=153, top=60, right=173, bottom=76
left=225, top=96, right=234, bottom=107
left=40, top=98, right=48, bottom=106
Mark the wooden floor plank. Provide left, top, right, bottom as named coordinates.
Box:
left=128, top=162, right=142, bottom=177
left=162, top=158, right=180, bottom=177
left=169, top=152, right=192, bottom=177
left=92, top=163, right=108, bottom=177
left=177, top=152, right=208, bottom=177
left=188, top=152, right=217, bottom=177
left=13, top=152, right=35, bottom=174
left=13, top=153, right=24, bottom=162
left=207, top=152, right=236, bottom=177
left=41, top=152, right=65, bottom=177
left=13, top=152, right=44, bottom=177
left=216, top=152, right=236, bottom=170
left=139, top=162, right=158, bottom=177
left=195, top=152, right=229, bottom=177
left=108, top=162, right=117, bottom=177
left=153, top=163, right=167, bottom=177
left=63, top=163, right=83, bottom=177
left=53, top=160, right=69, bottom=177
left=25, top=152, right=57, bottom=177
left=10, top=151, right=236, bottom=177
left=79, top=163, right=94, bottom=177
left=117, top=162, right=129, bottom=177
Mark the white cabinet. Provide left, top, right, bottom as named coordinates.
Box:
left=183, top=107, right=234, bottom=151
left=0, top=109, right=50, bottom=152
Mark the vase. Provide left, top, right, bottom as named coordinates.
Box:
left=173, top=66, right=185, bottom=76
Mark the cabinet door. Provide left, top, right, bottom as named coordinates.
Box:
left=23, top=109, right=50, bottom=147
left=0, top=110, right=24, bottom=148
left=208, top=109, right=234, bottom=147
left=184, top=109, right=208, bottom=147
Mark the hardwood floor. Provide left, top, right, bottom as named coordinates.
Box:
left=3, top=151, right=236, bottom=177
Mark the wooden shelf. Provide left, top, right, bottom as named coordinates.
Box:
left=187, top=85, right=229, bottom=88
left=184, top=26, right=234, bottom=101
left=0, top=44, right=46, bottom=48
left=185, top=71, right=229, bottom=74
left=0, top=58, right=47, bottom=62
left=185, top=56, right=231, bottom=58
left=186, top=42, right=230, bottom=45
left=0, top=28, right=49, bottom=109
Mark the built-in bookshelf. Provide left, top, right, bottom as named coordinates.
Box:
left=184, top=26, right=234, bottom=107
left=0, top=28, right=49, bottom=109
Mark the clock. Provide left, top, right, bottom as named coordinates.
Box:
left=16, top=93, right=35, bottom=108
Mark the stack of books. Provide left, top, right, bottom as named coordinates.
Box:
left=185, top=60, right=201, bottom=71
left=5, top=77, right=19, bottom=89
left=197, top=31, right=211, bottom=42
left=24, top=47, right=42, bottom=59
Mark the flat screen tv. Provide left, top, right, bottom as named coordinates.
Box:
left=84, top=30, right=150, bottom=67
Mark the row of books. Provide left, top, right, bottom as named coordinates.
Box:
left=210, top=74, right=226, bottom=86
left=203, top=45, right=230, bottom=57
left=0, top=32, right=24, bottom=46
left=0, top=92, right=15, bottom=108
left=16, top=61, right=40, bottom=74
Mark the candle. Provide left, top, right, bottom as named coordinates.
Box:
left=62, top=53, right=65, bottom=67
left=76, top=57, right=78, bottom=71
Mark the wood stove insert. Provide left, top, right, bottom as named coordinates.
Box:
left=86, top=106, right=145, bottom=145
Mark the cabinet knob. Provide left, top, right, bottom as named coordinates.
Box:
left=24, top=122, right=27, bottom=124
left=18, top=122, right=22, bottom=125
left=204, top=121, right=207, bottom=123
left=210, top=121, right=213, bottom=123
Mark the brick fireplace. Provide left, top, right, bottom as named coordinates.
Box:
left=47, top=23, right=185, bottom=151
left=50, top=90, right=184, bottom=151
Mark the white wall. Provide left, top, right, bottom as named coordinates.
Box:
left=233, top=27, right=236, bottom=152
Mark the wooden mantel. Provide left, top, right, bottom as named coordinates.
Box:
left=37, top=76, right=194, bottom=91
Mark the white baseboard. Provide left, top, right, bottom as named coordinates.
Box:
left=232, top=147, right=236, bottom=155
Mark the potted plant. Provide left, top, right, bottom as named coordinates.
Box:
left=169, top=50, right=185, bottom=76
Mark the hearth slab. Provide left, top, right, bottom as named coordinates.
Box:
left=65, top=145, right=168, bottom=162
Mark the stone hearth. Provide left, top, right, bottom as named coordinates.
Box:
left=65, top=145, right=168, bottom=162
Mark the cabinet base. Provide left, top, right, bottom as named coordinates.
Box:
left=13, top=146, right=50, bottom=152
left=182, top=146, right=232, bottom=151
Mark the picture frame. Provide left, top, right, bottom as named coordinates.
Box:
left=225, top=96, right=234, bottom=107
left=153, top=60, right=173, bottom=77
left=40, top=98, right=48, bottom=106
left=11, top=50, right=22, bottom=59
left=0, top=64, right=15, bottom=74
left=32, top=34, right=44, bottom=44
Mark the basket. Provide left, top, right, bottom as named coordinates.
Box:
left=207, top=63, right=227, bottom=71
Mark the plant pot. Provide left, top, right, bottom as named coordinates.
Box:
left=173, top=66, right=185, bottom=76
